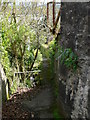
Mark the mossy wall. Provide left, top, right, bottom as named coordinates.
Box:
left=55, top=2, right=90, bottom=119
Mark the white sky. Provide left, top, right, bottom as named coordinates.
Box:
left=2, top=0, right=60, bottom=3
left=2, top=0, right=90, bottom=2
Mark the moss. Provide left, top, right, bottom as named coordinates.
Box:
left=51, top=103, right=64, bottom=120
left=53, top=108, right=63, bottom=119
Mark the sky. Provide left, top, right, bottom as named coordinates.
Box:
left=2, top=0, right=60, bottom=3
left=1, top=0, right=90, bottom=3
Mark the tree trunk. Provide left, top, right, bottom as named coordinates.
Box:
left=29, top=30, right=39, bottom=71
left=29, top=47, right=39, bottom=71
left=19, top=56, right=25, bottom=83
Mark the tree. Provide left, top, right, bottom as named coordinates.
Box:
left=0, top=1, right=49, bottom=94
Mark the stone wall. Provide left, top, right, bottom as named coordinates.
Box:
left=55, top=2, right=90, bottom=119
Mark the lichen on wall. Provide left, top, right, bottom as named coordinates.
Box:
left=55, top=2, right=90, bottom=119
left=71, top=67, right=89, bottom=119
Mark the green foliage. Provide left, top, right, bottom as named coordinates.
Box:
left=40, top=44, right=49, bottom=58
left=0, top=2, right=51, bottom=98
left=40, top=38, right=56, bottom=59
left=1, top=44, right=12, bottom=78
left=55, top=47, right=78, bottom=71
left=48, top=39, right=56, bottom=59
left=53, top=108, right=62, bottom=119
left=1, top=19, right=43, bottom=94
left=10, top=79, right=18, bottom=94
left=48, top=39, right=56, bottom=76
left=24, top=51, right=34, bottom=69
left=34, top=50, right=43, bottom=68
left=25, top=79, right=32, bottom=88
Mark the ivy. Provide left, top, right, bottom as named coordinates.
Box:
left=55, top=47, right=78, bottom=71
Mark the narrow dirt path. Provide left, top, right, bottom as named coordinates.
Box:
left=21, top=59, right=55, bottom=118
left=22, top=86, right=54, bottom=118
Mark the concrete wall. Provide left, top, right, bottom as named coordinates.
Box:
left=55, top=2, right=90, bottom=119
left=0, top=64, right=9, bottom=103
